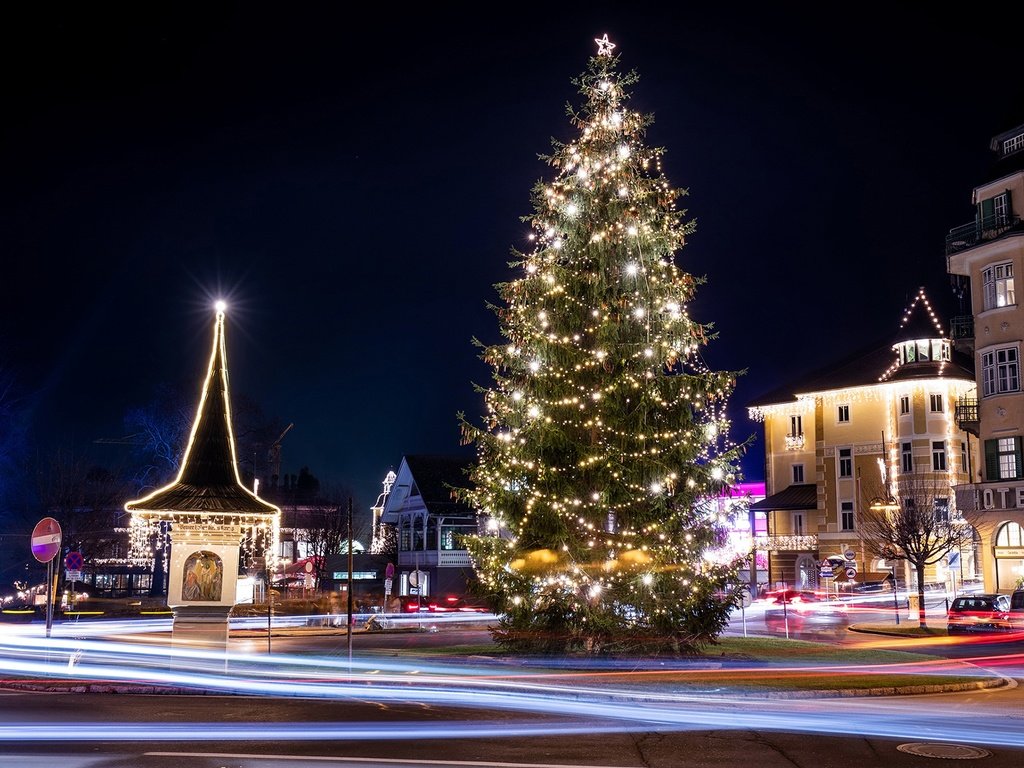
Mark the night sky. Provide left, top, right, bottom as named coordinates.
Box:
left=3, top=4, right=1022, bottom=511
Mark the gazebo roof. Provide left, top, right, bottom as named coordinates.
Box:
left=124, top=306, right=279, bottom=518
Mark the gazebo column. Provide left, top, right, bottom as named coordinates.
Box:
left=167, top=522, right=244, bottom=655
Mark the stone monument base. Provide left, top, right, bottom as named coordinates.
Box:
left=171, top=604, right=232, bottom=660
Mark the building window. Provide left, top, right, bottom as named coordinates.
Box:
left=792, top=512, right=805, bottom=536
left=986, top=437, right=1024, bottom=480
left=841, top=501, right=854, bottom=531
left=994, top=192, right=1010, bottom=226
left=961, top=440, right=968, bottom=476
left=934, top=497, right=949, bottom=523
left=838, top=447, right=853, bottom=478
left=837, top=404, right=850, bottom=423
left=932, top=440, right=946, bottom=471
left=997, top=520, right=1024, bottom=547
left=982, top=346, right=1020, bottom=396
left=899, top=395, right=910, bottom=415
left=929, top=393, right=943, bottom=412
left=982, top=262, right=1015, bottom=310
left=785, top=414, right=805, bottom=449
left=792, top=464, right=804, bottom=483
left=1004, top=133, right=1024, bottom=155
left=901, top=441, right=913, bottom=472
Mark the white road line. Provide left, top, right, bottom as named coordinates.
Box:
left=143, top=753, right=642, bottom=768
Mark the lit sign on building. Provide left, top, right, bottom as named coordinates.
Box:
left=959, top=484, right=1024, bottom=511
left=331, top=571, right=378, bottom=580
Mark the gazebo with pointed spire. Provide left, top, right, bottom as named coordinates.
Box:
left=125, top=302, right=280, bottom=651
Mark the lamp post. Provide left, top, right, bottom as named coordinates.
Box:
left=346, top=498, right=354, bottom=669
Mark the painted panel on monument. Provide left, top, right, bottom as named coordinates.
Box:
left=167, top=524, right=243, bottom=608
left=181, top=550, right=224, bottom=602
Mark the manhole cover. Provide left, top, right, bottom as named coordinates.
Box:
left=897, top=743, right=991, bottom=759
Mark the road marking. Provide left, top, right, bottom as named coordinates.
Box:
left=144, top=753, right=643, bottom=768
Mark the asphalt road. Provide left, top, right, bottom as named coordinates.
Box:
left=3, top=608, right=1024, bottom=767
left=2, top=675, right=1023, bottom=767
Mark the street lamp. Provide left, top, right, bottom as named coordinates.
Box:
left=870, top=497, right=903, bottom=626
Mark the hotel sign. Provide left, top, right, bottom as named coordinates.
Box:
left=957, top=483, right=1024, bottom=512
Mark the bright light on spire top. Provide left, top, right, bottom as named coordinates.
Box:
left=215, top=300, right=227, bottom=314
left=595, top=34, right=616, bottom=56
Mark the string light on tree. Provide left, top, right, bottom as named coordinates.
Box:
left=457, top=36, right=749, bottom=655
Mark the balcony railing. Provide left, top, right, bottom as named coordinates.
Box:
left=949, top=315, right=974, bottom=341
left=755, top=534, right=818, bottom=551
left=438, top=550, right=472, bottom=568
left=955, top=398, right=979, bottom=437
left=946, top=214, right=1021, bottom=257
left=784, top=433, right=806, bottom=451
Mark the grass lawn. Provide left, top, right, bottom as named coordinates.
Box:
left=848, top=623, right=949, bottom=638
left=690, top=635, right=982, bottom=693
left=384, top=634, right=989, bottom=694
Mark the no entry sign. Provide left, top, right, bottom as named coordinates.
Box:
left=31, top=517, right=62, bottom=563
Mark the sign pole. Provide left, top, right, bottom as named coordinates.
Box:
left=30, top=517, right=62, bottom=638
left=45, top=558, right=54, bottom=638
left=266, top=559, right=273, bottom=654
left=891, top=566, right=900, bottom=626
left=347, top=498, right=354, bottom=671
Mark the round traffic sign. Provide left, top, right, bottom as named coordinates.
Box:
left=31, top=517, right=62, bottom=563
left=845, top=567, right=858, bottom=580
left=844, top=548, right=856, bottom=561
left=65, top=550, right=83, bottom=570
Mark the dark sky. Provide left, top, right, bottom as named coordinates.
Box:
left=3, top=3, right=1022, bottom=510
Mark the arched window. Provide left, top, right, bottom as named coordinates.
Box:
left=994, top=522, right=1024, bottom=590
left=794, top=554, right=819, bottom=590
left=996, top=521, right=1024, bottom=547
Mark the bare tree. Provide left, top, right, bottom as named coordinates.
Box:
left=36, top=445, right=131, bottom=568
left=0, top=363, right=31, bottom=520
left=859, top=472, right=981, bottom=628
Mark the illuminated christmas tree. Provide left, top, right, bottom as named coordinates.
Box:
left=458, top=35, right=748, bottom=655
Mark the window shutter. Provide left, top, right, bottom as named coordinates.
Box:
left=980, top=196, right=995, bottom=227
left=985, top=439, right=999, bottom=480
left=1016, top=437, right=1024, bottom=480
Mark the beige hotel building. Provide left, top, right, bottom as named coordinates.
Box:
left=946, top=119, right=1024, bottom=591
left=747, top=288, right=978, bottom=592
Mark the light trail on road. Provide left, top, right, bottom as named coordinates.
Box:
left=0, top=626, right=1022, bottom=751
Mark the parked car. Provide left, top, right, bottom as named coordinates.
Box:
left=1009, top=588, right=1024, bottom=630
left=946, top=593, right=1012, bottom=635
left=763, top=589, right=849, bottom=632
left=402, top=595, right=489, bottom=613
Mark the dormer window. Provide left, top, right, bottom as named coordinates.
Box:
left=898, top=339, right=949, bottom=365
left=1002, top=131, right=1024, bottom=156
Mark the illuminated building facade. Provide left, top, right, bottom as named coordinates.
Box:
left=748, top=290, right=978, bottom=591
left=700, top=482, right=768, bottom=594
left=377, top=454, right=477, bottom=608
left=946, top=120, right=1024, bottom=591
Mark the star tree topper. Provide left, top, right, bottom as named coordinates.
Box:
left=595, top=33, right=616, bottom=56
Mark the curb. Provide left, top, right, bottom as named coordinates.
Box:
left=0, top=674, right=1010, bottom=698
